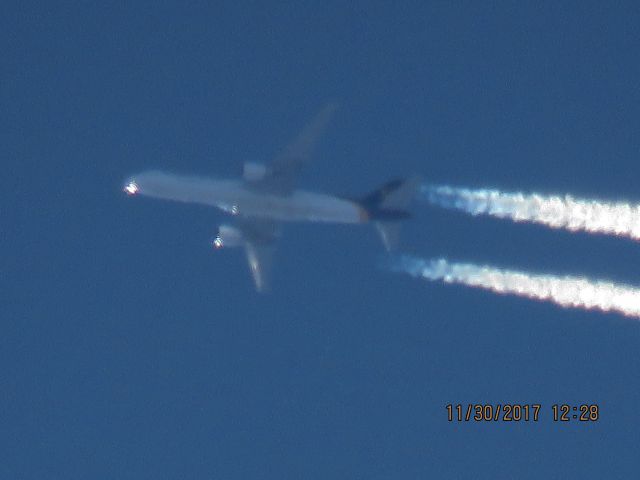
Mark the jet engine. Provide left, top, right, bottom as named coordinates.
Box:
left=213, top=224, right=244, bottom=249
left=242, top=162, right=267, bottom=182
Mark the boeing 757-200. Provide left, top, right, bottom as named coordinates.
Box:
left=124, top=104, right=419, bottom=291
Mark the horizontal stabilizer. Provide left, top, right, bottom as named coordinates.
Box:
left=375, top=221, right=402, bottom=251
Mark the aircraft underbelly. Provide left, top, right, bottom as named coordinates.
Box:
left=129, top=172, right=364, bottom=224
left=234, top=191, right=363, bottom=224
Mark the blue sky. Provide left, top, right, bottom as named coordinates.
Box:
left=3, top=1, right=640, bottom=478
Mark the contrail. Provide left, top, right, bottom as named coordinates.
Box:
left=388, top=256, right=640, bottom=319
left=423, top=185, right=640, bottom=241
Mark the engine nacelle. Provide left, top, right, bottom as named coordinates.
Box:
left=243, top=162, right=267, bottom=182
left=213, top=224, right=244, bottom=249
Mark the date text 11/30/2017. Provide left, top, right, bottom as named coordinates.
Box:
left=446, top=404, right=599, bottom=422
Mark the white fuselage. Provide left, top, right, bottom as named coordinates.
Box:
left=128, top=171, right=367, bottom=224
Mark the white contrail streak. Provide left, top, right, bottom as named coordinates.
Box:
left=389, top=256, right=640, bottom=319
left=424, top=185, right=640, bottom=241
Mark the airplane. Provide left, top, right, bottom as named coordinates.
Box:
left=124, top=104, right=419, bottom=292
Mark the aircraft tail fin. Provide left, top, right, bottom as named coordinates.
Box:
left=359, top=176, right=421, bottom=251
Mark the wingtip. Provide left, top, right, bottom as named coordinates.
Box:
left=324, top=101, right=340, bottom=112
left=254, top=278, right=271, bottom=294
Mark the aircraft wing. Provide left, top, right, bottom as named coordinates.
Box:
left=237, top=217, right=280, bottom=292
left=256, top=103, right=338, bottom=195
left=235, top=104, right=337, bottom=291
left=244, top=242, right=274, bottom=293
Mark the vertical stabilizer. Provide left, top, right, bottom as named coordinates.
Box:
left=360, top=176, right=421, bottom=251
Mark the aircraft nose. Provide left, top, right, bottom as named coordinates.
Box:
left=124, top=181, right=139, bottom=195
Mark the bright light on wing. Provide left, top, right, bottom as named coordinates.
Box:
left=124, top=181, right=139, bottom=195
